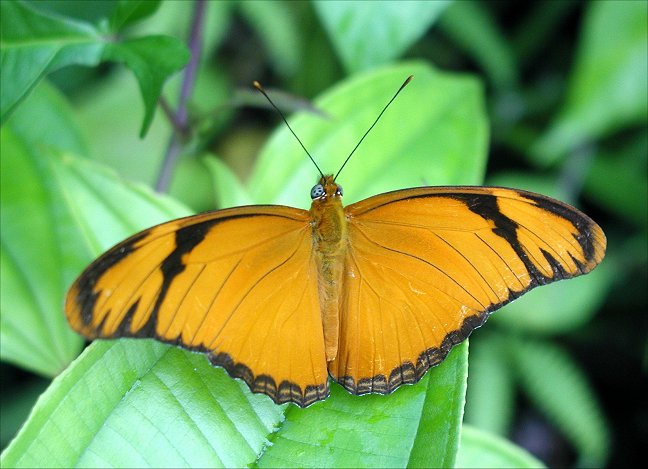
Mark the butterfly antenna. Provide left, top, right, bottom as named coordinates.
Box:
left=253, top=81, right=324, bottom=178
left=334, top=75, right=413, bottom=181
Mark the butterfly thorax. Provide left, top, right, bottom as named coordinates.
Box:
left=309, top=175, right=347, bottom=362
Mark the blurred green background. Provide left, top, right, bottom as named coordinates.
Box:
left=1, top=0, right=646, bottom=467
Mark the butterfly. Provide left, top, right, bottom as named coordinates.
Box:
left=65, top=78, right=606, bottom=407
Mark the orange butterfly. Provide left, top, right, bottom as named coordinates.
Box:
left=65, top=78, right=606, bottom=407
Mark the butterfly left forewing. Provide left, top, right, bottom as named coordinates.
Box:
left=66, top=205, right=330, bottom=407
left=330, top=186, right=605, bottom=395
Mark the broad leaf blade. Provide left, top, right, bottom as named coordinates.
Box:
left=0, top=84, right=190, bottom=375
left=0, top=1, right=188, bottom=136
left=0, top=1, right=102, bottom=121
left=254, top=342, right=467, bottom=468
left=110, top=0, right=162, bottom=31
left=102, top=35, right=190, bottom=136
left=532, top=0, right=648, bottom=165
left=314, top=1, right=449, bottom=73
left=456, top=425, right=546, bottom=468
left=2, top=340, right=468, bottom=468
left=438, top=1, right=518, bottom=89
left=0, top=340, right=286, bottom=468
left=249, top=61, right=488, bottom=207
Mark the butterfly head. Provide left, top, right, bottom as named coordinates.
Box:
left=311, top=175, right=343, bottom=201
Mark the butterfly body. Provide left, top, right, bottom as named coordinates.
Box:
left=310, top=175, right=347, bottom=361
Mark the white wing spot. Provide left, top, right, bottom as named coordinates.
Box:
left=408, top=281, right=426, bottom=295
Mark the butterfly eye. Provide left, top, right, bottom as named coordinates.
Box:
left=311, top=184, right=325, bottom=199
left=336, top=185, right=343, bottom=196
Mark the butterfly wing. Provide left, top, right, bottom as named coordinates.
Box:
left=66, top=205, right=329, bottom=406
left=330, top=187, right=606, bottom=394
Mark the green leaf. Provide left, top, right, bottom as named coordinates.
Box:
left=73, top=60, right=229, bottom=199
left=0, top=340, right=284, bottom=468
left=6, top=80, right=88, bottom=156
left=0, top=82, right=91, bottom=375
left=0, top=1, right=189, bottom=135
left=110, top=0, right=162, bottom=31
left=238, top=0, right=301, bottom=77
left=1, top=339, right=468, bottom=468
left=249, top=61, right=488, bottom=208
left=132, top=0, right=232, bottom=61
left=456, top=425, right=546, bottom=468
left=583, top=133, right=648, bottom=228
left=101, top=35, right=190, bottom=137
left=511, top=338, right=610, bottom=466
left=1, top=129, right=87, bottom=376
left=438, top=1, right=518, bottom=89
left=74, top=69, right=171, bottom=185
left=406, top=342, right=467, bottom=468
left=313, top=1, right=450, bottom=73
left=493, top=260, right=613, bottom=335
left=0, top=84, right=190, bottom=375
left=0, top=0, right=103, bottom=121
left=203, top=155, right=254, bottom=209
left=533, top=0, right=648, bottom=165
left=464, top=332, right=515, bottom=435
left=258, top=343, right=468, bottom=468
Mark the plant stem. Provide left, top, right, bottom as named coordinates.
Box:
left=159, top=96, right=187, bottom=137
left=155, top=0, right=206, bottom=193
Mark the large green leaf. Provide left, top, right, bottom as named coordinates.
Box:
left=101, top=35, right=190, bottom=135
left=532, top=0, right=648, bottom=165
left=0, top=84, right=190, bottom=376
left=1, top=83, right=87, bottom=375
left=109, top=0, right=162, bottom=31
left=583, top=133, right=648, bottom=228
left=0, top=0, right=188, bottom=135
left=1, top=129, right=83, bottom=376
left=492, top=261, right=613, bottom=335
left=1, top=339, right=468, bottom=468
left=239, top=1, right=301, bottom=77
left=313, top=1, right=450, bottom=73
left=463, top=332, right=515, bottom=436
left=0, top=0, right=102, bottom=120
left=456, top=425, right=545, bottom=468
left=438, top=1, right=517, bottom=89
left=0, top=340, right=285, bottom=468
left=249, top=61, right=487, bottom=207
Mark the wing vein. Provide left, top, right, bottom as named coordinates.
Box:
left=433, top=232, right=500, bottom=301
left=475, top=233, right=526, bottom=290
left=352, top=226, right=488, bottom=310
left=207, top=230, right=307, bottom=350
left=186, top=260, right=241, bottom=346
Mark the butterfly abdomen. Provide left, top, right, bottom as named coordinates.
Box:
left=309, top=177, right=348, bottom=362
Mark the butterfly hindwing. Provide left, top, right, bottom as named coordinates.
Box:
left=330, top=187, right=606, bottom=394
left=66, top=206, right=330, bottom=406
